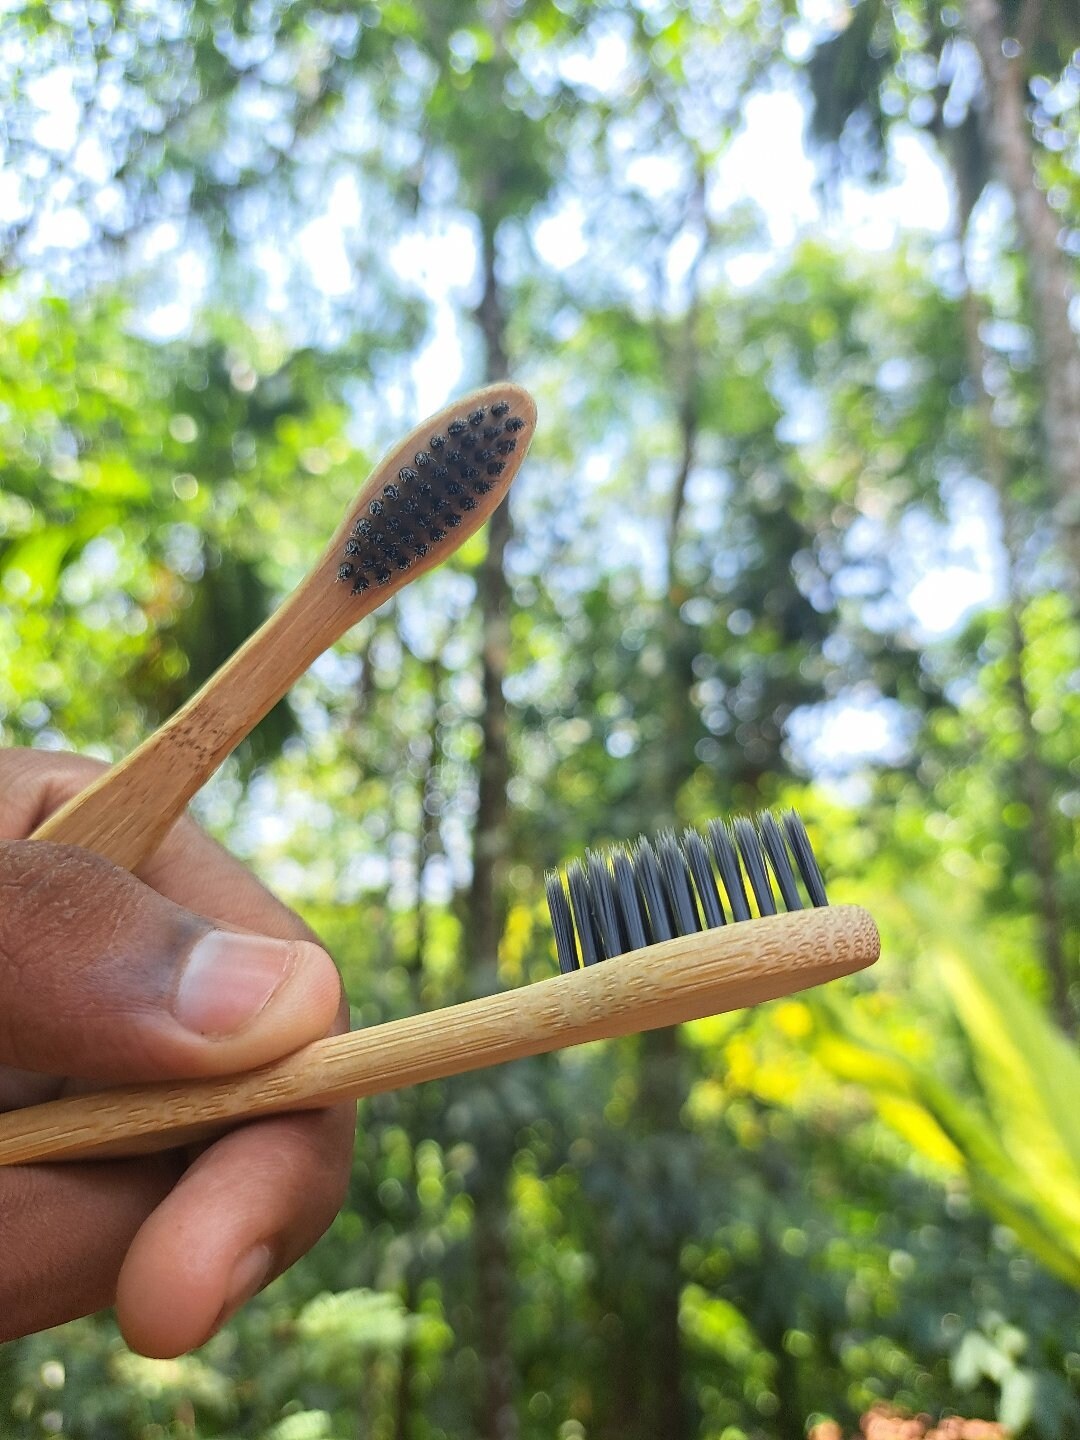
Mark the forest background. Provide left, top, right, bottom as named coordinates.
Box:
left=1, top=1, right=1079, bottom=1437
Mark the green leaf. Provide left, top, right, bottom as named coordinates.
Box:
left=940, top=947, right=1080, bottom=1236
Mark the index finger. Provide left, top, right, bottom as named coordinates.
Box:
left=0, top=748, right=319, bottom=945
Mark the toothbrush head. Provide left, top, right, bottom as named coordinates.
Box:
left=333, top=382, right=536, bottom=600
left=545, top=810, right=828, bottom=974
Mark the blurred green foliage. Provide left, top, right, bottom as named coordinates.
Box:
left=1, top=0, right=1079, bottom=1437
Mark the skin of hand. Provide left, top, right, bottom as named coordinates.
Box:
left=0, top=747, right=355, bottom=1358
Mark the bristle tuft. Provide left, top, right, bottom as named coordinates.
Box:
left=708, top=819, right=752, bottom=922
left=783, top=811, right=828, bottom=906
left=567, top=860, right=601, bottom=967
left=546, top=871, right=579, bottom=974
left=633, top=838, right=675, bottom=944
left=759, top=812, right=803, bottom=911
left=734, top=816, right=777, bottom=916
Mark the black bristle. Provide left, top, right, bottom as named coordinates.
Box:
left=586, top=851, right=623, bottom=960
left=547, top=810, right=831, bottom=974
left=656, top=831, right=701, bottom=936
left=546, top=871, right=579, bottom=973
left=707, top=819, right=752, bottom=921
left=633, top=838, right=675, bottom=942
left=682, top=828, right=726, bottom=928
left=734, top=817, right=777, bottom=916
left=611, top=851, right=648, bottom=952
left=339, top=394, right=526, bottom=599
left=351, top=575, right=369, bottom=594
left=783, top=811, right=828, bottom=906
left=759, top=812, right=803, bottom=911
left=567, top=860, right=601, bottom=966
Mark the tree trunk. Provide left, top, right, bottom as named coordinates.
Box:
left=467, top=210, right=519, bottom=1440
left=957, top=276, right=1074, bottom=1029
left=393, top=658, right=445, bottom=1440
left=616, top=301, right=703, bottom=1440
left=964, top=0, right=1080, bottom=579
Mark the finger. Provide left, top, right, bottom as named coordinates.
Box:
left=0, top=748, right=319, bottom=944
left=116, top=1105, right=353, bottom=1357
left=0, top=838, right=342, bottom=1081
left=0, top=1154, right=181, bottom=1343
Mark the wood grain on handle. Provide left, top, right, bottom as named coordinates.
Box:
left=30, top=382, right=536, bottom=872
left=0, top=905, right=879, bottom=1166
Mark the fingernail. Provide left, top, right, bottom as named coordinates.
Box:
left=174, top=932, right=299, bottom=1037
left=219, top=1243, right=273, bottom=1328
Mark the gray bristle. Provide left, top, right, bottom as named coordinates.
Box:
left=546, top=871, right=579, bottom=974
left=707, top=819, right=752, bottom=922
left=632, top=838, right=675, bottom=943
left=547, top=809, right=829, bottom=972
left=759, top=812, right=803, bottom=911
left=611, top=850, right=648, bottom=952
left=734, top=816, right=777, bottom=916
left=783, top=810, right=828, bottom=906
left=567, top=860, right=601, bottom=967
left=656, top=831, right=700, bottom=936
left=586, top=850, right=623, bottom=960
left=682, top=828, right=726, bottom=928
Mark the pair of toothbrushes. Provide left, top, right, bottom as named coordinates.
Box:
left=0, top=383, right=878, bottom=1166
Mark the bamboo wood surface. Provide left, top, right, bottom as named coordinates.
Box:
left=29, top=382, right=536, bottom=872
left=0, top=904, right=879, bottom=1165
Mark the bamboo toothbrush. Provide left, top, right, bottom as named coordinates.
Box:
left=29, top=382, right=537, bottom=870
left=0, top=811, right=878, bottom=1165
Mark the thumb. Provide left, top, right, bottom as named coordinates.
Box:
left=0, top=840, right=343, bottom=1082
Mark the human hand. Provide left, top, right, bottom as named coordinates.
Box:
left=0, top=748, right=354, bottom=1357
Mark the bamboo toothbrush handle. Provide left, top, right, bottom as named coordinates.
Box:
left=29, top=579, right=366, bottom=870
left=0, top=905, right=878, bottom=1166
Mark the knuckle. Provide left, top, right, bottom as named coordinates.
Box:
left=0, top=748, right=108, bottom=834
left=0, top=842, right=179, bottom=1048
